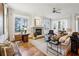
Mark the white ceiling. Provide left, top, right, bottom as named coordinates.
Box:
left=7, top=3, right=79, bottom=19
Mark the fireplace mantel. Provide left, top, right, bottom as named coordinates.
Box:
left=32, top=27, right=43, bottom=28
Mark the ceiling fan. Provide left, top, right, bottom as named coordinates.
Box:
left=52, top=8, right=61, bottom=13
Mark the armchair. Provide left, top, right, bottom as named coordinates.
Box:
left=70, top=32, right=79, bottom=55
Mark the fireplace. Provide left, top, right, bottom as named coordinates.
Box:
left=32, top=27, right=43, bottom=35
left=36, top=29, right=42, bottom=35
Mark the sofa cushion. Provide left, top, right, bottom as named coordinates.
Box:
left=61, top=37, right=70, bottom=46
left=59, top=35, right=69, bottom=43
left=0, top=35, right=6, bottom=43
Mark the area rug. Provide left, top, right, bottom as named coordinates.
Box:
left=29, top=39, right=55, bottom=56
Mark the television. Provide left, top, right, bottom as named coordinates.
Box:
left=0, top=3, right=4, bottom=35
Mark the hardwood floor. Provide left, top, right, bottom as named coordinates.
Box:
left=18, top=42, right=46, bottom=56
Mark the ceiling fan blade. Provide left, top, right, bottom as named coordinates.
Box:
left=57, top=9, right=61, bottom=11
left=53, top=10, right=56, bottom=13
left=56, top=12, right=61, bottom=13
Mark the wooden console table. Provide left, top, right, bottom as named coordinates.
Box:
left=15, top=34, right=29, bottom=42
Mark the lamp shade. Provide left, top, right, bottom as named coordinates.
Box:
left=24, top=27, right=27, bottom=30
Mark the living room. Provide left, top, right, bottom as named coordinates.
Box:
left=0, top=3, right=79, bottom=56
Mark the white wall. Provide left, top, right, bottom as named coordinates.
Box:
left=8, top=8, right=14, bottom=41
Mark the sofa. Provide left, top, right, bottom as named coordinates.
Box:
left=45, top=32, right=71, bottom=56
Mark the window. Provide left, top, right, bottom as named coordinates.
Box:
left=43, top=17, right=51, bottom=34
left=76, top=16, right=79, bottom=32
left=15, top=17, right=28, bottom=32
left=52, top=19, right=68, bottom=33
